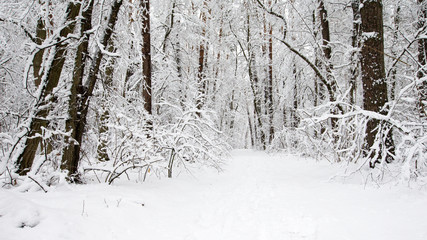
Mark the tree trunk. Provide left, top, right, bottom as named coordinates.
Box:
left=141, top=0, right=152, bottom=116
left=318, top=0, right=338, bottom=129
left=318, top=0, right=331, bottom=63
left=360, top=0, right=395, bottom=166
left=15, top=2, right=82, bottom=175
left=417, top=0, right=427, bottom=120
left=246, top=11, right=265, bottom=149
left=312, top=10, right=320, bottom=107
left=264, top=0, right=274, bottom=144
left=390, top=6, right=400, bottom=101
left=292, top=62, right=299, bottom=128
left=267, top=24, right=274, bottom=143
left=350, top=0, right=361, bottom=105
left=61, top=0, right=94, bottom=181
left=196, top=1, right=207, bottom=116
left=33, top=18, right=47, bottom=88
left=61, top=0, right=123, bottom=181
left=97, top=40, right=115, bottom=162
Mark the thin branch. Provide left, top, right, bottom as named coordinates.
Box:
left=386, top=24, right=427, bottom=78
left=83, top=168, right=112, bottom=173
left=254, top=0, right=287, bottom=39
left=276, top=37, right=344, bottom=113
left=28, top=176, right=48, bottom=193
left=108, top=160, right=161, bottom=185
left=0, top=17, right=36, bottom=43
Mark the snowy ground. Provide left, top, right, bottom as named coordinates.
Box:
left=1, top=150, right=427, bottom=240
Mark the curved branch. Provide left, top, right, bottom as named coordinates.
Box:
left=277, top=37, right=343, bottom=113
left=254, top=0, right=287, bottom=39
left=386, top=24, right=427, bottom=78
left=108, top=160, right=161, bottom=184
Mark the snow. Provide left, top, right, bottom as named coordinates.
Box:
left=1, top=150, right=427, bottom=240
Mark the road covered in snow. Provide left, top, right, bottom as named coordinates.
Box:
left=1, top=150, right=427, bottom=240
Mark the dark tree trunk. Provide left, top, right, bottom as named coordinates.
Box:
left=33, top=18, right=47, bottom=88
left=318, top=0, right=338, bottom=129
left=266, top=18, right=274, bottom=144
left=292, top=62, right=299, bottom=128
left=61, top=0, right=123, bottom=181
left=97, top=40, right=115, bottom=162
left=262, top=5, right=274, bottom=145
left=350, top=0, right=361, bottom=105
left=246, top=12, right=265, bottom=149
left=417, top=0, right=427, bottom=120
left=16, top=2, right=82, bottom=175
left=318, top=0, right=331, bottom=62
left=196, top=3, right=207, bottom=115
left=312, top=10, right=320, bottom=107
left=141, top=0, right=152, bottom=116
left=360, top=0, right=395, bottom=166
left=61, top=0, right=94, bottom=181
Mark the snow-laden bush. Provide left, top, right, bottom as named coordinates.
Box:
left=79, top=95, right=228, bottom=185
left=271, top=79, right=427, bottom=186
left=0, top=88, right=228, bottom=189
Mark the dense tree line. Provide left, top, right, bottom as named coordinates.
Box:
left=0, top=0, right=425, bottom=187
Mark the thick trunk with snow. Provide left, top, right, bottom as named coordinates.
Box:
left=360, top=0, right=395, bottom=165
left=61, top=0, right=95, bottom=181
left=61, top=0, right=123, bottom=181
left=15, top=2, right=82, bottom=175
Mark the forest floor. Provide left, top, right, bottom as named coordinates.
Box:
left=1, top=150, right=427, bottom=240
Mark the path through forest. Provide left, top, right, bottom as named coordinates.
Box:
left=1, top=150, right=427, bottom=240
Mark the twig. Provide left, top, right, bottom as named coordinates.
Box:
left=5, top=166, right=14, bottom=185
left=108, top=160, right=161, bottom=185
left=81, top=200, right=86, bottom=216
left=28, top=176, right=47, bottom=193
left=83, top=168, right=112, bottom=173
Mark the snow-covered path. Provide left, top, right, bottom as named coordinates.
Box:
left=1, top=150, right=427, bottom=240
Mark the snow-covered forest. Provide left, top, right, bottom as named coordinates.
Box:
left=0, top=0, right=426, bottom=239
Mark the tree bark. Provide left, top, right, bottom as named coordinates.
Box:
left=390, top=5, right=400, bottom=101
left=33, top=18, right=47, bottom=88
left=141, top=0, right=152, bottom=116
left=97, top=40, right=115, bottom=162
left=318, top=0, right=338, bottom=129
left=61, top=0, right=94, bottom=181
left=350, top=0, right=361, bottom=105
left=360, top=0, right=395, bottom=166
left=245, top=11, right=265, bottom=149
left=61, top=0, right=123, bottom=181
left=318, top=0, right=331, bottom=62
left=196, top=1, right=208, bottom=116
left=16, top=2, right=82, bottom=175
left=291, top=62, right=300, bottom=128
left=265, top=0, right=274, bottom=144
left=417, top=0, right=427, bottom=120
